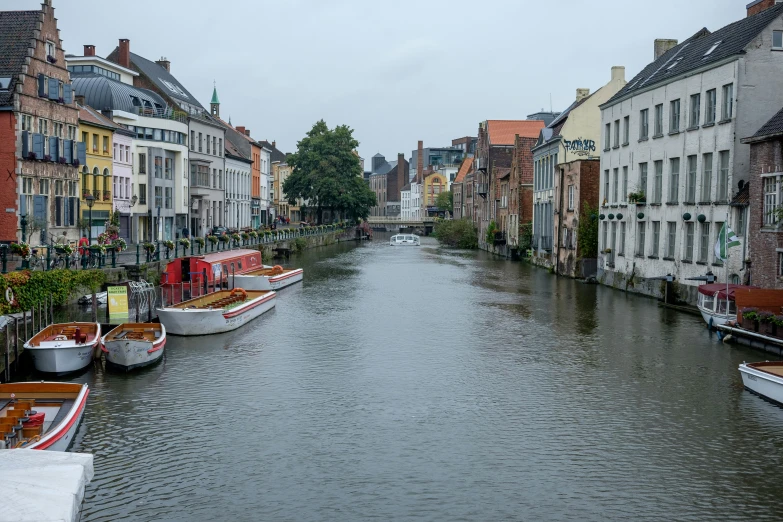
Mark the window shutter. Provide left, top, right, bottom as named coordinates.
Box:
left=68, top=197, right=76, bottom=227
left=19, top=194, right=26, bottom=216
left=63, top=139, right=73, bottom=163
left=63, top=84, right=73, bottom=104
left=33, top=195, right=46, bottom=220
left=55, top=196, right=62, bottom=227
left=48, top=78, right=59, bottom=100
left=77, top=141, right=86, bottom=165
left=32, top=133, right=44, bottom=159
left=49, top=136, right=58, bottom=160
left=21, top=131, right=29, bottom=158
left=75, top=198, right=80, bottom=226
left=38, top=74, right=46, bottom=97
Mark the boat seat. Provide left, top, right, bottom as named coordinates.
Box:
left=0, top=399, right=10, bottom=411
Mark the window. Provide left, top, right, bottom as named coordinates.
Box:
left=164, top=187, right=172, bottom=209
left=775, top=30, right=783, bottom=49
left=622, top=167, right=628, bottom=203
left=654, top=104, right=664, bottom=136
left=603, top=170, right=609, bottom=205
left=764, top=176, right=779, bottom=225
left=619, top=222, right=626, bottom=256
left=640, top=109, right=649, bottom=139
left=701, top=153, right=713, bottom=203
left=636, top=221, right=646, bottom=257
left=213, top=137, right=217, bottom=155
left=609, top=222, right=617, bottom=263
left=139, top=153, right=146, bottom=174
left=714, top=222, right=724, bottom=266
left=46, top=40, right=55, bottom=58
left=686, top=156, right=697, bottom=203
left=92, top=134, right=98, bottom=152
left=22, top=177, right=33, bottom=194
left=669, top=158, right=680, bottom=203
left=604, top=124, right=611, bottom=151
left=736, top=207, right=746, bottom=237
left=138, top=184, right=146, bottom=204
left=154, top=156, right=163, bottom=178
left=684, top=222, right=694, bottom=261
left=718, top=151, right=730, bottom=202
left=704, top=41, right=722, bottom=56
left=207, top=134, right=211, bottom=155
left=568, top=185, right=575, bottom=210
left=219, top=138, right=223, bottom=156
left=81, top=131, right=88, bottom=144
left=669, top=99, right=680, bottom=133
left=20, top=114, right=32, bottom=131
left=113, top=143, right=118, bottom=160
left=154, top=186, right=162, bottom=208
left=639, top=162, right=648, bottom=198
left=689, top=94, right=700, bottom=127
left=651, top=221, right=661, bottom=257
left=721, top=83, right=733, bottom=121
left=705, top=89, right=717, bottom=124
left=699, top=223, right=710, bottom=263
left=198, top=132, right=203, bottom=152
left=623, top=116, right=630, bottom=145
left=779, top=252, right=783, bottom=277
left=40, top=178, right=49, bottom=195
left=165, top=158, right=173, bottom=180
left=613, top=120, right=620, bottom=148
left=667, top=222, right=677, bottom=258
left=602, top=222, right=608, bottom=254
left=612, top=168, right=619, bottom=203
left=653, top=160, right=663, bottom=203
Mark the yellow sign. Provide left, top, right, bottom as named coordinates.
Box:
left=108, top=286, right=129, bottom=318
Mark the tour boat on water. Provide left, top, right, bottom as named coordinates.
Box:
left=233, top=265, right=304, bottom=291
left=156, top=288, right=276, bottom=336
left=697, top=284, right=758, bottom=329
left=162, top=249, right=264, bottom=293
left=0, top=382, right=89, bottom=450
left=739, top=361, right=783, bottom=405
left=390, top=234, right=420, bottom=246
left=101, top=323, right=166, bottom=371
left=23, top=323, right=101, bottom=374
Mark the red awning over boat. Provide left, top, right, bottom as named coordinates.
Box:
left=698, top=284, right=758, bottom=300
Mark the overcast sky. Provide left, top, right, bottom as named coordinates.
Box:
left=9, top=0, right=750, bottom=164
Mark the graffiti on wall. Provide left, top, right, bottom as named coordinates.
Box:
left=563, top=138, right=596, bottom=156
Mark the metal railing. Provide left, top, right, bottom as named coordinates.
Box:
left=133, top=106, right=188, bottom=124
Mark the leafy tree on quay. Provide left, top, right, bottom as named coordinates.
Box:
left=283, top=120, right=376, bottom=224
left=435, top=190, right=453, bottom=213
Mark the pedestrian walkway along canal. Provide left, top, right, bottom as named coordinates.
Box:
left=63, top=236, right=783, bottom=521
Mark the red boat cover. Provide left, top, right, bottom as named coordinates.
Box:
left=698, top=284, right=758, bottom=300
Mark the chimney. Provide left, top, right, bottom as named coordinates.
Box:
left=272, top=141, right=276, bottom=149
left=576, top=88, right=590, bottom=102
left=397, top=153, right=405, bottom=196
left=611, top=66, right=626, bottom=82
left=417, top=140, right=424, bottom=183
left=654, top=39, right=678, bottom=60
left=747, top=0, right=781, bottom=16
left=244, top=129, right=251, bottom=137
left=155, top=57, right=170, bottom=72
left=84, top=45, right=95, bottom=57
left=236, top=126, right=246, bottom=135
left=118, top=39, right=130, bottom=69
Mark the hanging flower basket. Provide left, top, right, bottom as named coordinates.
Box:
left=111, top=238, right=127, bottom=252
left=231, top=233, right=241, bottom=242
left=142, top=242, right=156, bottom=254
left=179, top=238, right=191, bottom=250
left=241, top=232, right=250, bottom=241
left=163, top=240, right=175, bottom=251
left=207, top=235, right=218, bottom=245
left=196, top=237, right=206, bottom=248
left=10, top=242, right=31, bottom=260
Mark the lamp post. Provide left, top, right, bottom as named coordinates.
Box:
left=20, top=214, right=28, bottom=269
left=128, top=194, right=137, bottom=244
left=85, top=195, right=95, bottom=245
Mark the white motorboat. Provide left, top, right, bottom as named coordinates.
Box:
left=0, top=382, right=89, bottom=450
left=233, top=265, right=304, bottom=291
left=739, top=361, right=783, bottom=405
left=101, top=323, right=166, bottom=371
left=390, top=234, right=420, bottom=246
left=697, top=284, right=757, bottom=329
left=23, top=323, right=100, bottom=375
left=156, top=288, right=276, bottom=336
left=77, top=292, right=107, bottom=305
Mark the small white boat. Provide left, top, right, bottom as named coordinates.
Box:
left=390, top=234, right=420, bottom=246
left=739, top=361, right=783, bottom=405
left=156, top=288, right=276, bottom=336
left=233, top=265, right=304, bottom=291
left=77, top=292, right=107, bottom=305
left=0, top=382, right=89, bottom=450
left=697, top=284, right=757, bottom=329
left=23, top=323, right=101, bottom=375
left=101, top=323, right=166, bottom=371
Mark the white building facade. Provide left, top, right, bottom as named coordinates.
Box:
left=111, top=129, right=133, bottom=239
left=225, top=154, right=252, bottom=229
left=598, top=5, right=783, bottom=303
left=260, top=146, right=271, bottom=226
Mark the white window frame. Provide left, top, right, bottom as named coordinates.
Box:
left=763, top=174, right=780, bottom=226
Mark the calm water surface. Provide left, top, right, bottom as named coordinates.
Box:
left=60, top=237, right=783, bottom=521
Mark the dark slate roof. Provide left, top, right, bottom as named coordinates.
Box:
left=730, top=181, right=750, bottom=207
left=606, top=3, right=783, bottom=106
left=748, top=105, right=783, bottom=140
left=72, top=75, right=168, bottom=114
left=258, top=140, right=286, bottom=163
left=0, top=10, right=39, bottom=107
left=401, top=183, right=412, bottom=192
left=225, top=138, right=252, bottom=164
left=129, top=52, right=203, bottom=109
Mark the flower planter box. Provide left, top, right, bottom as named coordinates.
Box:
left=760, top=322, right=777, bottom=337
left=741, top=317, right=756, bottom=330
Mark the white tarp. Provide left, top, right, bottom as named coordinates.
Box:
left=0, top=450, right=94, bottom=522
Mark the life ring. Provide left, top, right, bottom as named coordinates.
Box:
left=5, top=287, right=16, bottom=306
left=230, top=288, right=248, bottom=300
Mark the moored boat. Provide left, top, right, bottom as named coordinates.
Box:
left=739, top=361, right=783, bottom=405
left=233, top=265, right=304, bottom=291
left=156, top=288, right=276, bottom=336
left=0, top=382, right=89, bottom=450
left=697, top=284, right=758, bottom=329
left=390, top=234, right=420, bottom=246
left=23, top=323, right=100, bottom=375
left=101, top=323, right=166, bottom=371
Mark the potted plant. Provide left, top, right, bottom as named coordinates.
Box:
left=111, top=238, right=127, bottom=252
left=759, top=311, right=776, bottom=337
left=231, top=232, right=241, bottom=243
left=248, top=231, right=258, bottom=240
left=218, top=234, right=229, bottom=243
left=207, top=235, right=218, bottom=245
left=27, top=152, right=36, bottom=161
left=46, top=55, right=57, bottom=64
left=72, top=159, right=80, bottom=167
left=774, top=316, right=783, bottom=339
left=58, top=157, right=67, bottom=164
left=741, top=308, right=760, bottom=331
left=163, top=240, right=175, bottom=251
left=44, top=154, right=52, bottom=162
left=241, top=232, right=250, bottom=242
left=628, top=191, right=647, bottom=204
left=142, top=242, right=156, bottom=255
left=10, top=242, right=31, bottom=260
left=179, top=238, right=191, bottom=250
left=195, top=237, right=206, bottom=249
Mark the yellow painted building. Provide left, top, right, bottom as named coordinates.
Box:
left=423, top=173, right=447, bottom=209
left=78, top=105, right=115, bottom=238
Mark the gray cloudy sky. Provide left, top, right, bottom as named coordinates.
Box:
left=10, top=0, right=748, bottom=163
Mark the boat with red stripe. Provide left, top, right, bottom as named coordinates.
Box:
left=0, top=382, right=89, bottom=451
left=233, top=264, right=304, bottom=291
left=101, top=323, right=167, bottom=371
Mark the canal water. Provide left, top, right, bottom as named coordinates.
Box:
left=57, top=237, right=783, bottom=521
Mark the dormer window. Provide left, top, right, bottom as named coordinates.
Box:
left=666, top=57, right=683, bottom=71
left=703, top=41, right=722, bottom=57
left=130, top=95, right=141, bottom=107
left=46, top=40, right=55, bottom=58
left=0, top=77, right=10, bottom=90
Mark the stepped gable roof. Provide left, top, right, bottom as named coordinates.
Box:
left=454, top=157, right=473, bottom=184
left=129, top=52, right=203, bottom=109
left=259, top=140, right=286, bottom=163
left=487, top=120, right=546, bottom=145
left=606, top=3, right=783, bottom=106
left=72, top=75, right=168, bottom=114
left=0, top=10, right=39, bottom=107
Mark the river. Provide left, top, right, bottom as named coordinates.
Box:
left=56, top=236, right=783, bottom=521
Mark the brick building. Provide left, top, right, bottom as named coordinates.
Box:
left=0, top=0, right=81, bottom=244
left=509, top=134, right=537, bottom=250
left=553, top=159, right=601, bottom=278
left=452, top=157, right=473, bottom=220
left=741, top=105, right=783, bottom=288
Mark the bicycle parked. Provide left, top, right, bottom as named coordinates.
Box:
left=28, top=246, right=48, bottom=271
left=50, top=242, right=79, bottom=270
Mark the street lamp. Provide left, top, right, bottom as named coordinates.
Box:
left=85, top=195, right=95, bottom=244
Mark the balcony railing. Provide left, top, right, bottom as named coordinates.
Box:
left=190, top=173, right=211, bottom=188
left=92, top=189, right=101, bottom=199
left=477, top=184, right=488, bottom=198
left=103, top=191, right=111, bottom=201
left=133, top=106, right=188, bottom=124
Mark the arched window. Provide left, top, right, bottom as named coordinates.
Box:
left=730, top=274, right=740, bottom=285
left=92, top=167, right=99, bottom=197
left=103, top=168, right=110, bottom=193
left=81, top=166, right=89, bottom=193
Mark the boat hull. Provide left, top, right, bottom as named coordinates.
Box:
left=157, top=292, right=276, bottom=336
left=233, top=269, right=303, bottom=291
left=102, top=327, right=166, bottom=372
left=24, top=342, right=97, bottom=375
left=739, top=364, right=783, bottom=405
left=29, top=383, right=89, bottom=451
left=698, top=307, right=735, bottom=329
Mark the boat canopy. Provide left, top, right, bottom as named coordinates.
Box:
left=698, top=284, right=758, bottom=300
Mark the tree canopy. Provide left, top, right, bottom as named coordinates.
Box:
left=435, top=190, right=453, bottom=213
left=282, top=120, right=376, bottom=223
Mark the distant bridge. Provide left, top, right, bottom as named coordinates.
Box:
left=366, top=217, right=435, bottom=233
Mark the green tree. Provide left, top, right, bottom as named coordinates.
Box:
left=433, top=219, right=478, bottom=249
left=435, top=190, right=453, bottom=213
left=283, top=120, right=376, bottom=224
left=577, top=202, right=599, bottom=258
